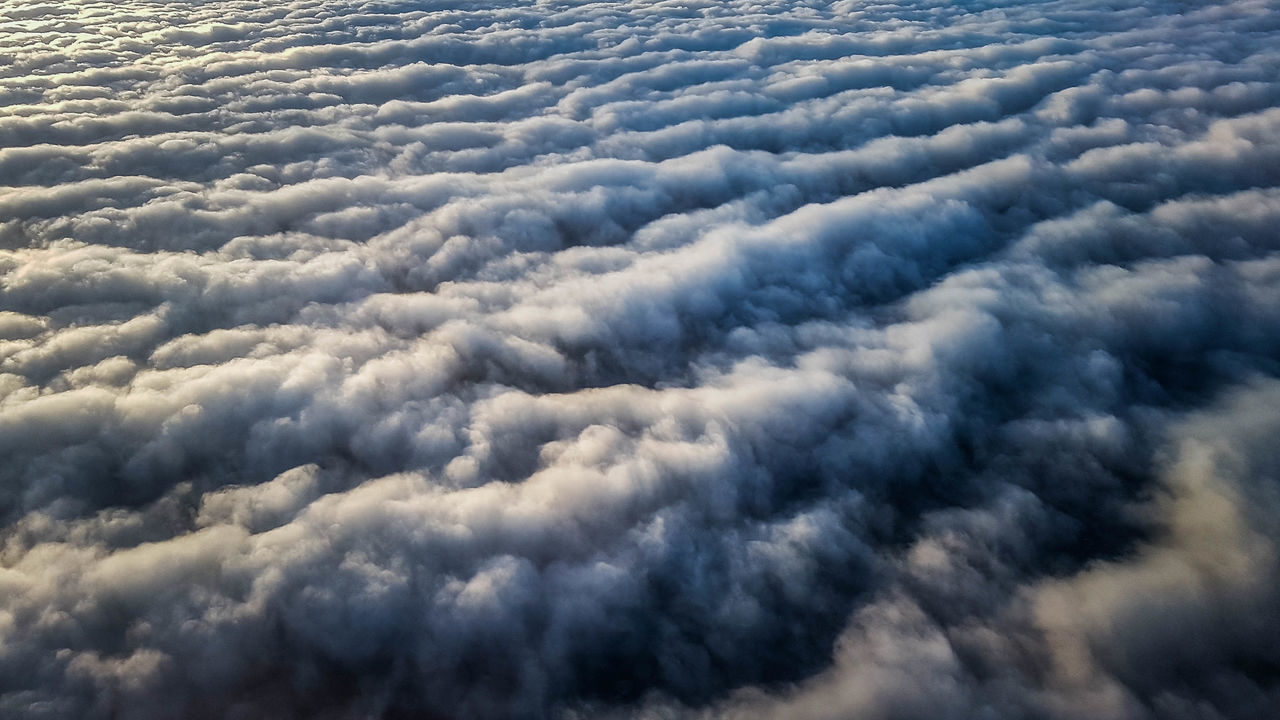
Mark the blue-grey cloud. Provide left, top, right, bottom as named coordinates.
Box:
left=1, top=0, right=1279, bottom=719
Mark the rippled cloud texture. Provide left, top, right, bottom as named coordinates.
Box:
left=2, top=0, right=1280, bottom=718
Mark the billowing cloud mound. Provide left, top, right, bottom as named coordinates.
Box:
left=2, top=0, right=1280, bottom=718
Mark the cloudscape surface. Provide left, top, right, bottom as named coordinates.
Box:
left=2, top=0, right=1280, bottom=718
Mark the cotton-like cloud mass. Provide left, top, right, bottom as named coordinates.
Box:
left=2, top=0, right=1279, bottom=718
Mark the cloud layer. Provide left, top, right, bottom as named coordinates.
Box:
left=2, top=0, right=1279, bottom=718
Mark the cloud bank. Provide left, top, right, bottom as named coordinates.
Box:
left=2, top=0, right=1279, bottom=718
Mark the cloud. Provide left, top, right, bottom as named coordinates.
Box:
left=1, top=0, right=1278, bottom=718
left=686, top=378, right=1280, bottom=720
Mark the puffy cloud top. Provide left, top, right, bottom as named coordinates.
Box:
left=2, top=0, right=1279, bottom=718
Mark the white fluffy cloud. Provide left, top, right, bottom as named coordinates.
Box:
left=1, top=0, right=1279, bottom=718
